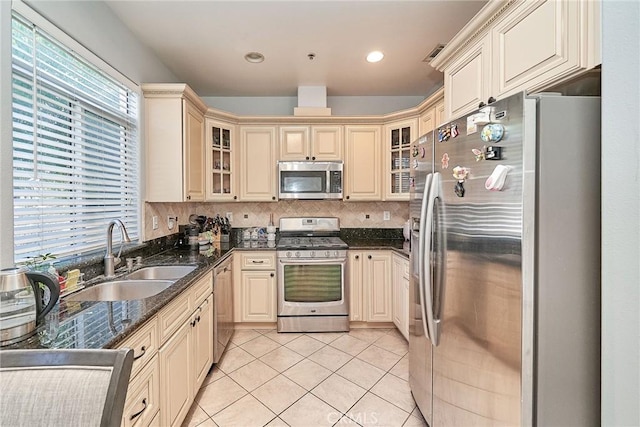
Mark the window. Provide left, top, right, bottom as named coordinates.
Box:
left=11, top=13, right=139, bottom=263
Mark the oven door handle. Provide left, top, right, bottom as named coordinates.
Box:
left=278, top=257, right=346, bottom=264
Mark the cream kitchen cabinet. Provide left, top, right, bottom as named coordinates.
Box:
left=348, top=250, right=392, bottom=323
left=431, top=0, right=600, bottom=120
left=158, top=272, right=213, bottom=427
left=142, top=84, right=207, bottom=202
left=384, top=118, right=417, bottom=201
left=119, top=317, right=160, bottom=427
left=344, top=125, right=382, bottom=201
left=206, top=118, right=237, bottom=201
left=234, top=252, right=277, bottom=323
left=239, top=126, right=278, bottom=201
left=279, top=125, right=343, bottom=161
left=392, top=253, right=410, bottom=341
left=419, top=99, right=446, bottom=136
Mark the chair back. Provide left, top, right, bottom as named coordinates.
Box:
left=0, top=348, right=133, bottom=427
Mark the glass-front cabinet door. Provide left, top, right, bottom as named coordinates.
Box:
left=206, top=118, right=237, bottom=201
left=385, top=118, right=417, bottom=200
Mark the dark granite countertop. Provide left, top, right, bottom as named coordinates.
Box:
left=3, top=246, right=233, bottom=351
left=3, top=231, right=407, bottom=351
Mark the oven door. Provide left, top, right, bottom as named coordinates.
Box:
left=277, top=257, right=348, bottom=316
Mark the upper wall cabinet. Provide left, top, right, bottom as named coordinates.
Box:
left=143, top=84, right=207, bottom=202
left=383, top=118, right=417, bottom=201
left=239, top=126, right=278, bottom=202
left=205, top=118, right=237, bottom=201
left=344, top=125, right=382, bottom=201
left=431, top=0, right=601, bottom=120
left=418, top=98, right=445, bottom=136
left=279, top=125, right=343, bottom=161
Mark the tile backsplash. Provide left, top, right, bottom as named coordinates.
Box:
left=144, top=200, right=409, bottom=241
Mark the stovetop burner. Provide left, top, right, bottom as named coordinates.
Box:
left=277, top=236, right=347, bottom=250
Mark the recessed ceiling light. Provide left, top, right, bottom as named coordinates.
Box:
left=244, top=52, right=264, bottom=63
left=366, top=51, right=384, bottom=63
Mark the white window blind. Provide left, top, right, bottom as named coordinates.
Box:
left=11, top=13, right=139, bottom=263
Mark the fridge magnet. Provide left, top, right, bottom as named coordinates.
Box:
left=412, top=159, right=419, bottom=169
left=412, top=146, right=419, bottom=157
left=441, top=153, right=450, bottom=169
left=485, top=165, right=513, bottom=191
left=480, top=123, right=504, bottom=143
left=454, top=181, right=465, bottom=197
left=438, top=126, right=451, bottom=142
left=420, top=146, right=426, bottom=158
left=409, top=177, right=415, bottom=188
left=451, top=123, right=459, bottom=138
left=472, top=148, right=485, bottom=162
left=452, top=165, right=470, bottom=181
left=485, top=145, right=503, bottom=160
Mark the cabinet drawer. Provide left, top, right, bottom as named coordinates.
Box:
left=122, top=354, right=160, bottom=427
left=157, top=291, right=191, bottom=344
left=240, top=252, right=275, bottom=270
left=191, top=271, right=213, bottom=307
left=118, top=316, right=158, bottom=378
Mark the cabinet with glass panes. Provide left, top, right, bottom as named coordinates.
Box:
left=206, top=118, right=237, bottom=201
left=384, top=118, right=417, bottom=200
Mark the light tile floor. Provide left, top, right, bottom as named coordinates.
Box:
left=182, top=328, right=428, bottom=427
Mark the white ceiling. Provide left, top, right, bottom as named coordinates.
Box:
left=104, top=1, right=487, bottom=98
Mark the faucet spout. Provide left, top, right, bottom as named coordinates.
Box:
left=105, top=219, right=131, bottom=278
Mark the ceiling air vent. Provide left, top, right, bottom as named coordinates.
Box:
left=423, top=44, right=446, bottom=63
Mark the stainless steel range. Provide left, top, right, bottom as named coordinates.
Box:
left=276, top=217, right=349, bottom=333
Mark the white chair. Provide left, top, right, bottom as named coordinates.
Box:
left=0, top=348, right=133, bottom=427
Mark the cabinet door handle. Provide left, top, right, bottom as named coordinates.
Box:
left=129, top=398, right=147, bottom=420
left=311, top=156, right=316, bottom=160
left=191, top=319, right=197, bottom=327
left=186, top=195, right=191, bottom=200
left=355, top=255, right=359, bottom=260
left=233, top=195, right=237, bottom=200
left=306, top=156, right=310, bottom=160
left=368, top=255, right=372, bottom=259
left=487, top=96, right=496, bottom=104
left=272, top=196, right=276, bottom=200
left=133, top=346, right=146, bottom=360
left=196, top=315, right=201, bottom=323
left=346, top=195, right=350, bottom=200
left=270, top=273, right=275, bottom=277
left=252, top=260, right=264, bottom=264
left=478, top=102, right=486, bottom=109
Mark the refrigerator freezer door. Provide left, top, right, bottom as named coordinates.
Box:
left=431, top=93, right=525, bottom=426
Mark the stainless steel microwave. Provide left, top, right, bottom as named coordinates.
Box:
left=277, top=161, right=343, bottom=200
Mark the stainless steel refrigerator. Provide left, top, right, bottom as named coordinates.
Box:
left=409, top=92, right=601, bottom=426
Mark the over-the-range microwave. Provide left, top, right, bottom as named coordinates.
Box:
left=277, top=161, right=343, bottom=200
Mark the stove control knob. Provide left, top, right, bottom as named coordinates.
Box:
left=295, top=251, right=300, bottom=258
left=286, top=251, right=291, bottom=258
left=325, top=251, right=330, bottom=257
left=310, top=251, right=315, bottom=258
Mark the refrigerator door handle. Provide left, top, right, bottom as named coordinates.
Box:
left=424, top=172, right=441, bottom=346
left=418, top=173, right=433, bottom=341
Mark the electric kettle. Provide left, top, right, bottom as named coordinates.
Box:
left=0, top=267, right=60, bottom=345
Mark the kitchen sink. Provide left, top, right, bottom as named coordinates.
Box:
left=64, top=280, right=174, bottom=301
left=125, top=265, right=197, bottom=281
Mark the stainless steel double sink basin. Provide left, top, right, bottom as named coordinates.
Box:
left=65, top=265, right=197, bottom=302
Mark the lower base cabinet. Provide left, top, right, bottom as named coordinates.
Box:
left=120, top=271, right=214, bottom=427
left=234, top=252, right=277, bottom=323
left=392, top=253, right=410, bottom=340
left=348, top=250, right=392, bottom=323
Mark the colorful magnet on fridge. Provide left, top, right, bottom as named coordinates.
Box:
left=480, top=123, right=505, bottom=143
left=452, top=165, right=470, bottom=181
left=472, top=148, right=485, bottom=162
left=485, top=165, right=513, bottom=191
left=420, top=146, right=426, bottom=158
left=451, top=123, right=459, bottom=138
left=441, top=153, right=450, bottom=169
left=412, top=159, right=419, bottom=169
left=409, top=177, right=415, bottom=188
left=412, top=146, right=419, bottom=157
left=454, top=181, right=465, bottom=197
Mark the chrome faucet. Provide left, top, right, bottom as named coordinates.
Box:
left=104, top=219, right=131, bottom=278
